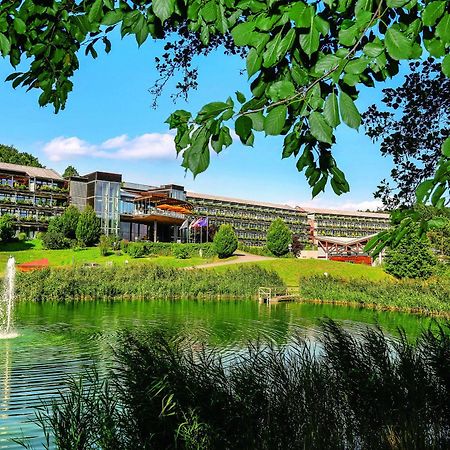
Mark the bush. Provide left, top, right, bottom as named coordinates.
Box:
left=99, top=235, right=111, bottom=256
left=266, top=218, right=292, bottom=256
left=120, top=239, right=129, bottom=253
left=60, top=205, right=80, bottom=239
left=385, top=230, right=437, bottom=279
left=128, top=242, right=147, bottom=258
left=213, top=224, right=238, bottom=258
left=35, top=231, right=44, bottom=241
left=0, top=214, right=15, bottom=242
left=238, top=243, right=272, bottom=256
left=17, top=231, right=27, bottom=241
left=42, top=230, right=71, bottom=249
left=173, top=244, right=190, bottom=259
left=76, top=206, right=101, bottom=247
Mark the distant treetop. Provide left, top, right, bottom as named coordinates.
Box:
left=0, top=144, right=43, bottom=168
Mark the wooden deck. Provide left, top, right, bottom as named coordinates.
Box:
left=258, top=287, right=297, bottom=304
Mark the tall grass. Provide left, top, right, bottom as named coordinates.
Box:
left=299, top=275, right=450, bottom=315
left=15, top=265, right=284, bottom=302
left=20, top=320, right=450, bottom=449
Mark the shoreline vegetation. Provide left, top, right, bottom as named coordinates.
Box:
left=14, top=264, right=450, bottom=317
left=21, top=321, right=450, bottom=450
left=15, top=265, right=284, bottom=302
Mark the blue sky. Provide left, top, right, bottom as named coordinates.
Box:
left=0, top=33, right=397, bottom=211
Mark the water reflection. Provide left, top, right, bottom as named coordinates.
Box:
left=0, top=299, right=437, bottom=449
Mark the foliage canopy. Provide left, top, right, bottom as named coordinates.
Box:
left=213, top=224, right=238, bottom=258
left=0, top=144, right=43, bottom=167
left=266, top=218, right=292, bottom=256
left=76, top=206, right=101, bottom=246
left=384, top=227, right=437, bottom=279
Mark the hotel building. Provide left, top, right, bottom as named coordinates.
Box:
left=2, top=163, right=390, bottom=253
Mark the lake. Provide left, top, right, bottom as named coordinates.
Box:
left=0, top=299, right=436, bottom=449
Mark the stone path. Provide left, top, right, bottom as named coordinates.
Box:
left=188, top=251, right=275, bottom=269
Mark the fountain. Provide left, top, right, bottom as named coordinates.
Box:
left=0, top=256, right=18, bottom=339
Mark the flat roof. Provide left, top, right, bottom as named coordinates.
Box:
left=299, top=206, right=390, bottom=219
left=0, top=162, right=63, bottom=181
left=187, top=192, right=299, bottom=212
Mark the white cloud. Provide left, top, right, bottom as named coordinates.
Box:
left=43, top=136, right=94, bottom=161
left=42, top=133, right=176, bottom=162
left=287, top=198, right=383, bottom=212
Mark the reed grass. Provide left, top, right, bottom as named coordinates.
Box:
left=19, top=320, right=450, bottom=450
left=15, top=264, right=284, bottom=302
left=299, top=275, right=450, bottom=315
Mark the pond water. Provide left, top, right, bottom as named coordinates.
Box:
left=0, top=300, right=437, bottom=449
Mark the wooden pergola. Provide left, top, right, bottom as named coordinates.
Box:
left=316, top=234, right=377, bottom=259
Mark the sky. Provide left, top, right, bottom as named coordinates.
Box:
left=0, top=32, right=398, bottom=211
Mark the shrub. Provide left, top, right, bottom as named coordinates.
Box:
left=120, top=239, right=129, bottom=253
left=291, top=235, right=304, bottom=257
left=128, top=242, right=147, bottom=258
left=42, top=230, right=71, bottom=249
left=35, top=231, right=44, bottom=241
left=17, top=231, right=27, bottom=241
left=0, top=214, right=15, bottom=242
left=59, top=205, right=80, bottom=239
left=266, top=218, right=292, bottom=256
left=173, top=244, right=190, bottom=259
left=213, top=224, right=238, bottom=258
left=385, top=230, right=437, bottom=279
left=99, top=235, right=110, bottom=257
left=76, top=206, right=101, bottom=247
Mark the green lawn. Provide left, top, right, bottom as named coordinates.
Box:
left=214, top=258, right=392, bottom=286
left=0, top=240, right=212, bottom=272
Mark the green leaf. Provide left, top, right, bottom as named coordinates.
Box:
left=236, top=91, right=246, bottom=104
left=231, top=22, right=255, bottom=46
left=436, top=14, right=450, bottom=44
left=415, top=179, right=434, bottom=202
left=314, top=16, right=329, bottom=36
left=264, top=105, right=287, bottom=136
left=422, top=1, right=446, bottom=27
left=289, top=3, right=312, bottom=28
left=263, top=28, right=295, bottom=68
left=246, top=48, right=262, bottom=78
left=345, top=58, right=368, bottom=74
left=323, top=93, right=340, bottom=128
left=314, top=54, right=340, bottom=73
left=339, top=91, right=361, bottom=129
left=312, top=175, right=327, bottom=198
left=442, top=137, right=450, bottom=157
left=267, top=80, right=295, bottom=101
left=384, top=27, right=413, bottom=60
left=88, top=0, right=103, bottom=23
left=197, top=102, right=231, bottom=121
left=235, top=115, right=253, bottom=143
left=153, top=0, right=175, bottom=23
left=0, top=33, right=10, bottom=56
left=386, top=0, right=409, bottom=7
left=339, top=25, right=358, bottom=47
left=102, top=10, right=123, bottom=25
left=247, top=112, right=264, bottom=131
left=363, top=41, right=384, bottom=57
left=13, top=18, right=26, bottom=34
left=309, top=112, right=333, bottom=144
left=299, top=27, right=320, bottom=56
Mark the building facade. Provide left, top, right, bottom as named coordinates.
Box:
left=0, top=162, right=69, bottom=235
left=5, top=163, right=391, bottom=249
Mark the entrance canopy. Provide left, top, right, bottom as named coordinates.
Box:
left=316, top=234, right=376, bottom=258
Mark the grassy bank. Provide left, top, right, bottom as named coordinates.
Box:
left=25, top=321, right=450, bottom=449
left=0, top=240, right=217, bottom=271
left=15, top=264, right=284, bottom=302
left=299, top=275, right=450, bottom=315
left=215, top=258, right=391, bottom=285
